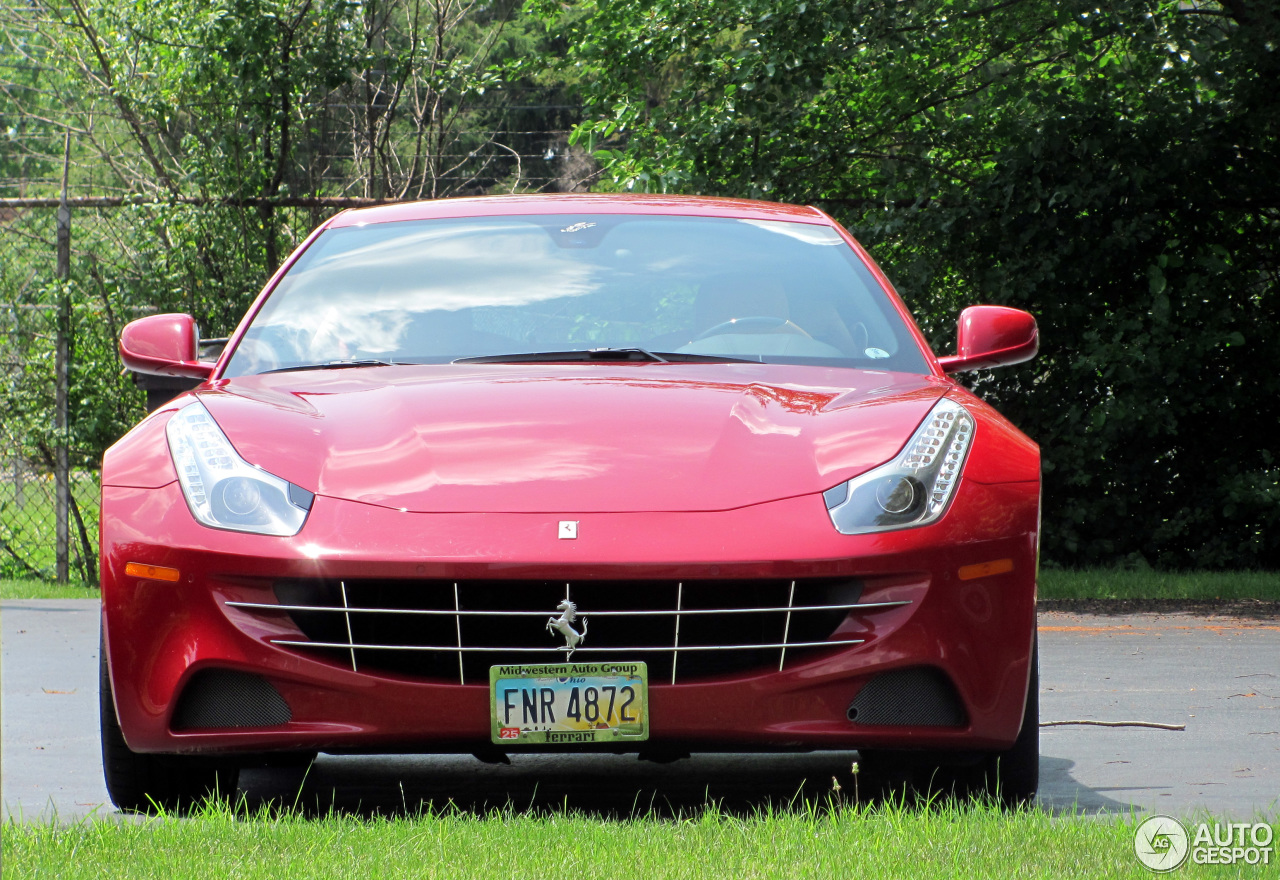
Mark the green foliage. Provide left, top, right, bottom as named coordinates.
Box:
left=8, top=0, right=1276, bottom=572
left=0, top=0, right=582, bottom=469
left=70, top=0, right=359, bottom=194
left=552, top=0, right=1280, bottom=569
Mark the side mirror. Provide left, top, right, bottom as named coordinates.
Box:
left=119, top=313, right=215, bottom=379
left=938, top=305, right=1038, bottom=374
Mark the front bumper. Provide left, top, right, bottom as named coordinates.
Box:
left=101, top=477, right=1038, bottom=756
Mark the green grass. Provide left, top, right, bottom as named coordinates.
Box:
left=0, top=577, right=99, bottom=599
left=1037, top=568, right=1280, bottom=602
left=6, top=799, right=1268, bottom=880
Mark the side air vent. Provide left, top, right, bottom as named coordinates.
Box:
left=846, top=667, right=966, bottom=727
left=171, top=669, right=291, bottom=730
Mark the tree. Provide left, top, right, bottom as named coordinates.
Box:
left=552, top=0, right=1280, bottom=568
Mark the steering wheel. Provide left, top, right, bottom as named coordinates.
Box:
left=693, top=316, right=813, bottom=341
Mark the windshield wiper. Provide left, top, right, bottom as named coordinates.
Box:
left=264, top=358, right=399, bottom=374
left=453, top=348, right=755, bottom=365
left=611, top=347, right=667, bottom=362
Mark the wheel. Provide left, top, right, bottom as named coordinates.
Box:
left=100, top=629, right=240, bottom=813
left=979, top=634, right=1039, bottom=806
left=693, top=316, right=812, bottom=340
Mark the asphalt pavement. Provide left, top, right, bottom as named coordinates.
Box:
left=3, top=599, right=1277, bottom=821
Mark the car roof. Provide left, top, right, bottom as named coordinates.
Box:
left=326, top=193, right=830, bottom=228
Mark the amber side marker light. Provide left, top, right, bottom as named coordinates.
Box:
left=958, top=559, right=1013, bottom=581
left=124, top=562, right=181, bottom=582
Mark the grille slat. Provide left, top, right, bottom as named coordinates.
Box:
left=268, top=638, right=867, bottom=653
left=226, top=600, right=910, bottom=617
left=234, top=578, right=907, bottom=683
left=671, top=581, right=684, bottom=686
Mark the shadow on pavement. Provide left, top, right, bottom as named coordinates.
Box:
left=227, top=750, right=1129, bottom=820
left=238, top=752, right=862, bottom=819
left=1036, top=754, right=1150, bottom=816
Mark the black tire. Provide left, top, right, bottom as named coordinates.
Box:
left=100, top=630, right=240, bottom=813
left=980, top=634, right=1039, bottom=807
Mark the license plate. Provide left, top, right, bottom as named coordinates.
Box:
left=489, top=662, right=649, bottom=745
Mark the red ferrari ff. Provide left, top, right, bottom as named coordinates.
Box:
left=101, top=194, right=1041, bottom=811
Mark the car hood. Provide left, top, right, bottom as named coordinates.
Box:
left=198, top=363, right=948, bottom=513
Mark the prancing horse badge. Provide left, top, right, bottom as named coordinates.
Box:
left=558, top=521, right=578, bottom=539
left=547, top=599, right=587, bottom=656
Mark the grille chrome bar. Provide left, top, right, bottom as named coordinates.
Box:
left=778, top=580, right=796, bottom=672
left=671, top=581, right=683, bottom=686
left=246, top=579, right=909, bottom=682
left=453, top=582, right=464, bottom=686
left=269, top=638, right=866, bottom=654
left=339, top=580, right=357, bottom=673
left=227, top=600, right=911, bottom=616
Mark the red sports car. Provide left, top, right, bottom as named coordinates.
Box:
left=101, top=194, right=1041, bottom=811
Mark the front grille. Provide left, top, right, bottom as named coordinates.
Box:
left=229, top=578, right=909, bottom=683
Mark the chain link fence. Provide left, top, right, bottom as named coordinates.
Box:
left=0, top=262, right=98, bottom=583
left=4, top=0, right=587, bottom=583
left=0, top=196, right=333, bottom=584
left=0, top=157, right=577, bottom=583
left=3, top=0, right=596, bottom=582
left=0, top=182, right=345, bottom=583
left=1, top=192, right=96, bottom=583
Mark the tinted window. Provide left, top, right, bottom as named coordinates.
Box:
left=224, top=215, right=929, bottom=376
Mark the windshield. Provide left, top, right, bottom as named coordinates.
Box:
left=223, top=214, right=930, bottom=377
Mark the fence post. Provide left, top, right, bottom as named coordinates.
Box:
left=55, top=132, right=70, bottom=583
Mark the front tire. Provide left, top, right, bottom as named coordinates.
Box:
left=980, top=635, right=1039, bottom=806
left=100, top=630, right=239, bottom=813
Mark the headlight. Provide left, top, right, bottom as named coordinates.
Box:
left=823, top=398, right=975, bottom=535
left=166, top=401, right=313, bottom=536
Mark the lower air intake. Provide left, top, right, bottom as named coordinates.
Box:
left=846, top=667, right=967, bottom=727
left=171, top=669, right=292, bottom=730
